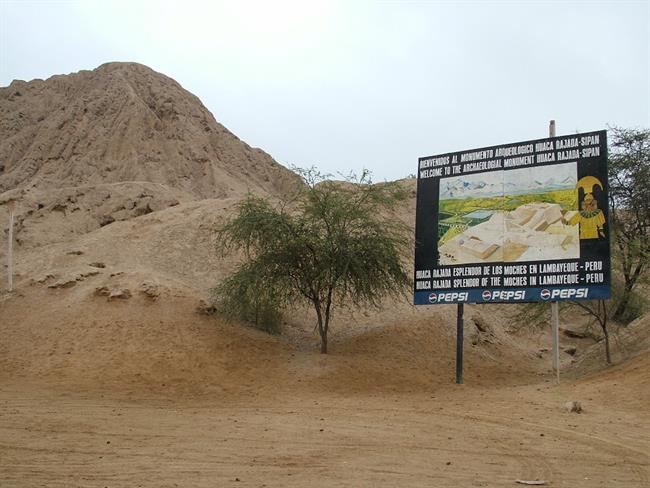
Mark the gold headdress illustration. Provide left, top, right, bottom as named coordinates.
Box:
left=568, top=175, right=606, bottom=239
left=576, top=175, right=603, bottom=198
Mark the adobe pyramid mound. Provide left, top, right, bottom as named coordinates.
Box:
left=0, top=62, right=299, bottom=198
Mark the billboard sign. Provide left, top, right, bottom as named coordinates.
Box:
left=414, top=130, right=610, bottom=304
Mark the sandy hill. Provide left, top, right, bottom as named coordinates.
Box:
left=0, top=62, right=299, bottom=198
left=0, top=62, right=301, bottom=249
left=0, top=63, right=647, bottom=399
left=0, top=189, right=543, bottom=395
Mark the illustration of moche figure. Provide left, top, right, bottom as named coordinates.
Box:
left=568, top=176, right=606, bottom=239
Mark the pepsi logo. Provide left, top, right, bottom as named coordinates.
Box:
left=540, top=289, right=551, bottom=300
left=482, top=290, right=492, bottom=301
left=425, top=292, right=469, bottom=303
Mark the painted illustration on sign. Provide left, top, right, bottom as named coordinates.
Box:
left=414, top=130, right=610, bottom=304
left=572, top=176, right=606, bottom=239
left=438, top=162, right=579, bottom=265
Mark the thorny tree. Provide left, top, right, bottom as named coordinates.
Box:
left=608, top=127, right=650, bottom=319
left=215, top=168, right=411, bottom=353
left=570, top=299, right=612, bottom=364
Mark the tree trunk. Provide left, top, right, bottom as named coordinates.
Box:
left=599, top=300, right=611, bottom=365
left=322, top=289, right=333, bottom=355
left=320, top=333, right=328, bottom=354
left=602, top=325, right=611, bottom=365
left=613, top=283, right=633, bottom=319
left=313, top=299, right=328, bottom=354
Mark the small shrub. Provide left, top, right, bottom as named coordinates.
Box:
left=612, top=288, right=647, bottom=325
left=212, top=267, right=282, bottom=334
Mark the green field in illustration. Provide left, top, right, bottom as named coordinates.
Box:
left=440, top=188, right=576, bottom=216
left=438, top=188, right=577, bottom=246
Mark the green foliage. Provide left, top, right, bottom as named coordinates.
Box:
left=608, top=126, right=650, bottom=318
left=611, top=284, right=647, bottom=325
left=212, top=266, right=282, bottom=334
left=215, top=168, right=412, bottom=352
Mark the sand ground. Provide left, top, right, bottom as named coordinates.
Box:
left=1, top=284, right=648, bottom=487
left=1, top=353, right=647, bottom=488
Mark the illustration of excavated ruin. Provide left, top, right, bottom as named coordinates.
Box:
left=438, top=202, right=579, bottom=264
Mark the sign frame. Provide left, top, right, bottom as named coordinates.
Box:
left=414, top=130, right=611, bottom=305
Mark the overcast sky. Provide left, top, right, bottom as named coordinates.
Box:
left=1, top=0, right=648, bottom=181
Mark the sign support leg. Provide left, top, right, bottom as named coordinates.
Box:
left=551, top=301, right=560, bottom=383
left=548, top=120, right=560, bottom=384
left=456, top=303, right=464, bottom=384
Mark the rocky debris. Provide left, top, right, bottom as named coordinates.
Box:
left=564, top=401, right=583, bottom=413
left=88, top=262, right=106, bottom=268
left=48, top=278, right=77, bottom=289
left=563, top=346, right=577, bottom=356
left=536, top=347, right=550, bottom=358
left=35, top=274, right=56, bottom=284
left=561, top=327, right=588, bottom=339
left=139, top=281, right=160, bottom=300
left=109, top=288, right=131, bottom=300
left=66, top=250, right=84, bottom=255
left=561, top=325, right=603, bottom=341
left=94, top=286, right=111, bottom=297
left=196, top=299, right=217, bottom=315
left=469, top=314, right=498, bottom=346
left=99, top=215, right=115, bottom=227
left=79, top=270, right=100, bottom=279
left=3, top=183, right=187, bottom=249
left=47, top=270, right=100, bottom=289
left=95, top=286, right=132, bottom=300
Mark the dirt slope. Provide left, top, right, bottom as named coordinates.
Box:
left=0, top=179, right=552, bottom=396
left=0, top=172, right=646, bottom=396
